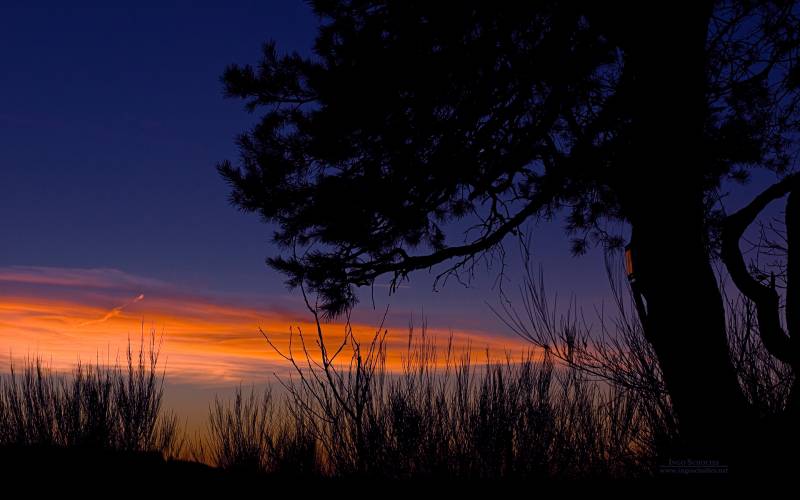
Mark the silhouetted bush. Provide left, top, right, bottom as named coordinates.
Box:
left=0, top=333, right=182, bottom=459
left=221, top=312, right=657, bottom=479
left=196, top=387, right=318, bottom=477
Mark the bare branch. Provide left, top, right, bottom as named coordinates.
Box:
left=721, top=173, right=800, bottom=364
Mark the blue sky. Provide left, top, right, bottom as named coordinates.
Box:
left=0, top=1, right=620, bottom=338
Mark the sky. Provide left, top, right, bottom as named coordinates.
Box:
left=1, top=2, right=786, bottom=429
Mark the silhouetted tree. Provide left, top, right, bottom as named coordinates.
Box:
left=219, top=1, right=800, bottom=465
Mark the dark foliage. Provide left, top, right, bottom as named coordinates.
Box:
left=219, top=1, right=800, bottom=315
left=218, top=0, right=800, bottom=461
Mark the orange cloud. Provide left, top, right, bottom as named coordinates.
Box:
left=0, top=267, right=533, bottom=386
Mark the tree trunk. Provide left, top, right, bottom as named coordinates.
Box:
left=630, top=205, right=750, bottom=462
left=616, top=2, right=752, bottom=464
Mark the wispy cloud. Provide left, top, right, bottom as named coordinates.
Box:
left=0, top=266, right=531, bottom=386
left=0, top=266, right=168, bottom=290
left=77, top=293, right=145, bottom=327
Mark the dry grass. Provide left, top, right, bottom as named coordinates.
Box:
left=0, top=332, right=183, bottom=459
left=199, top=318, right=656, bottom=479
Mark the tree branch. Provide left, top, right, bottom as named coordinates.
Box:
left=721, top=172, right=800, bottom=365
left=347, top=183, right=557, bottom=289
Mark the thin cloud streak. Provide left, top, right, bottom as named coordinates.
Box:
left=0, top=266, right=533, bottom=386
left=77, top=293, right=145, bottom=327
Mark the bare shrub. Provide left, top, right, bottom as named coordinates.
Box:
left=0, top=331, right=182, bottom=458
left=245, top=290, right=657, bottom=478
left=200, top=386, right=318, bottom=476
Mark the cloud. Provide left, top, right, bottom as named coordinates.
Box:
left=77, top=293, right=145, bottom=327
left=0, top=266, right=167, bottom=290
left=0, top=266, right=532, bottom=386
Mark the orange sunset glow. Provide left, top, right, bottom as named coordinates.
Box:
left=0, top=266, right=533, bottom=385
